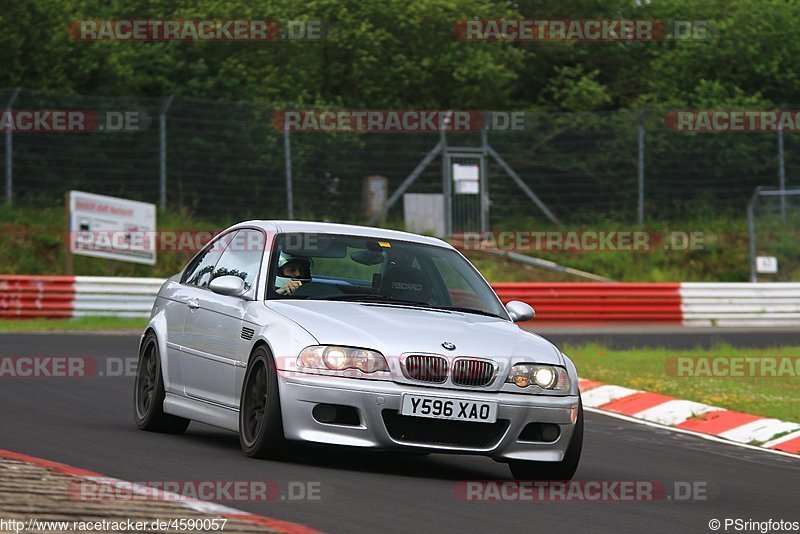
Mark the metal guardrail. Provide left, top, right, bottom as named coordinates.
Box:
left=72, top=277, right=165, bottom=318
left=680, top=282, right=800, bottom=327
left=493, top=282, right=683, bottom=323
left=2, top=276, right=799, bottom=326
left=0, top=276, right=164, bottom=318
left=0, top=275, right=76, bottom=318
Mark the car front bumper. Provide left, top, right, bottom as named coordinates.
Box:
left=277, top=372, right=580, bottom=462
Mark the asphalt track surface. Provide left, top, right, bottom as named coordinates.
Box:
left=1, top=332, right=798, bottom=534
left=532, top=326, right=800, bottom=350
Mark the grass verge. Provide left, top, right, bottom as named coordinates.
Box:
left=565, top=343, right=800, bottom=422
left=0, top=317, right=148, bottom=332
left=2, top=203, right=788, bottom=281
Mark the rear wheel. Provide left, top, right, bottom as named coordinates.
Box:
left=509, top=399, right=583, bottom=481
left=133, top=333, right=190, bottom=433
left=239, top=346, right=287, bottom=459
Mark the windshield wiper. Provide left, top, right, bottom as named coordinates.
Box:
left=435, top=306, right=505, bottom=319
left=317, top=293, right=429, bottom=306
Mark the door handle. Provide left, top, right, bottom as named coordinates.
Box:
left=187, top=298, right=200, bottom=310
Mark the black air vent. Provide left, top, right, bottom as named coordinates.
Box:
left=404, top=355, right=448, bottom=383
left=452, top=359, right=495, bottom=387
left=241, top=327, right=255, bottom=341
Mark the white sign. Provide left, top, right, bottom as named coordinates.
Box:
left=453, top=163, right=479, bottom=195
left=453, top=163, right=479, bottom=181
left=454, top=180, right=480, bottom=194
left=69, top=191, right=157, bottom=265
left=756, top=256, right=778, bottom=274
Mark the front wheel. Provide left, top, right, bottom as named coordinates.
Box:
left=239, top=346, right=287, bottom=459
left=133, top=333, right=190, bottom=434
left=509, top=399, right=583, bottom=481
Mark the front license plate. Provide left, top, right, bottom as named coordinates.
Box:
left=400, top=394, right=498, bottom=423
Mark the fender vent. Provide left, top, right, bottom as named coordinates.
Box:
left=241, top=327, right=255, bottom=341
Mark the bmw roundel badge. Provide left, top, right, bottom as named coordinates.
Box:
left=442, top=342, right=456, bottom=351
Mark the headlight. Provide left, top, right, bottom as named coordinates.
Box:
left=506, top=363, right=569, bottom=391
left=298, top=346, right=389, bottom=373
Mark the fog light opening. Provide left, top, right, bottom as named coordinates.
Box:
left=312, top=404, right=361, bottom=426
left=518, top=423, right=561, bottom=443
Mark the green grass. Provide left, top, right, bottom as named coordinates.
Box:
left=467, top=253, right=580, bottom=282
left=0, top=204, right=776, bottom=281
left=0, top=317, right=148, bottom=332
left=0, top=203, right=217, bottom=278
left=471, top=215, right=760, bottom=282
left=565, top=343, right=800, bottom=423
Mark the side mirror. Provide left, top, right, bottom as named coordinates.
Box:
left=208, top=275, right=246, bottom=297
left=506, top=300, right=535, bottom=322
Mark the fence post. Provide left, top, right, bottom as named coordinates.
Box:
left=441, top=111, right=451, bottom=236
left=480, top=127, right=489, bottom=232
left=778, top=104, right=786, bottom=220
left=284, top=120, right=294, bottom=220
left=159, top=95, right=174, bottom=209
left=637, top=109, right=646, bottom=226
left=4, top=87, right=21, bottom=205
left=747, top=189, right=759, bottom=283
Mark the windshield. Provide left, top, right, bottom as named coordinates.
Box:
left=268, top=232, right=508, bottom=319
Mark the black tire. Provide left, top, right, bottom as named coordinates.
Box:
left=509, top=398, right=583, bottom=481
left=239, top=346, right=287, bottom=459
left=134, top=332, right=190, bottom=434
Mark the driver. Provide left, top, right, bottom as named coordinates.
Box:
left=275, top=253, right=312, bottom=295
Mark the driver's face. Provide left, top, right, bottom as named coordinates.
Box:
left=281, top=262, right=303, bottom=278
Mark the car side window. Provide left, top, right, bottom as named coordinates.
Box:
left=182, top=232, right=235, bottom=288
left=210, top=229, right=265, bottom=297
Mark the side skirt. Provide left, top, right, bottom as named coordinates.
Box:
left=164, top=393, right=239, bottom=432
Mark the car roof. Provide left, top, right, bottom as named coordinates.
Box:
left=231, top=220, right=453, bottom=249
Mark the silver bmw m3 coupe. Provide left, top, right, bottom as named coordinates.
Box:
left=134, top=221, right=583, bottom=480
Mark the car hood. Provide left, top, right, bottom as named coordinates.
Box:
left=266, top=300, right=563, bottom=365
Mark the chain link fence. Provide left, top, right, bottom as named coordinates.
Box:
left=1, top=88, right=795, bottom=228
left=748, top=188, right=800, bottom=282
